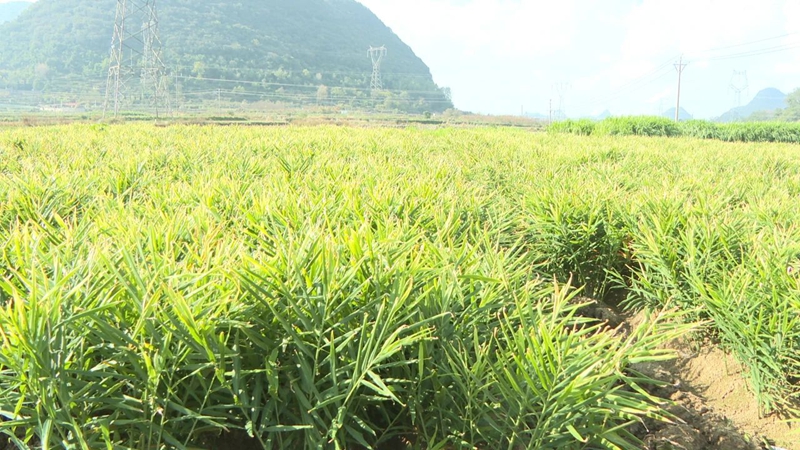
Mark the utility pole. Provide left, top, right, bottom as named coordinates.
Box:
left=174, top=70, right=179, bottom=114
left=368, top=46, right=387, bottom=92
left=104, top=0, right=170, bottom=118
left=549, top=99, right=552, bottom=125
left=217, top=88, right=221, bottom=114
left=674, top=56, right=687, bottom=122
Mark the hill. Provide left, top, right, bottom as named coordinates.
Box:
left=0, top=0, right=452, bottom=112
left=0, top=1, right=29, bottom=24
left=717, top=88, right=787, bottom=122
left=524, top=112, right=549, bottom=120
left=594, top=109, right=612, bottom=120
left=662, top=107, right=693, bottom=121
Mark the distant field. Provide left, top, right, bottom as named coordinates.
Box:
left=0, top=110, right=548, bottom=131
left=0, top=125, right=797, bottom=449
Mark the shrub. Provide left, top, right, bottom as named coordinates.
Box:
left=679, top=120, right=721, bottom=140
left=548, top=119, right=596, bottom=136
left=553, top=116, right=800, bottom=144
left=593, top=116, right=681, bottom=137
left=0, top=124, right=688, bottom=449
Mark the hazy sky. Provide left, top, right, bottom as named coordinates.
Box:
left=4, top=0, right=800, bottom=118
left=358, top=0, right=800, bottom=118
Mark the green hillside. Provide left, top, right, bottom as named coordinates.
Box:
left=0, top=0, right=452, bottom=112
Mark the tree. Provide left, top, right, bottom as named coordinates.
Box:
left=748, top=110, right=778, bottom=122
left=330, top=87, right=347, bottom=105
left=192, top=61, right=206, bottom=78
left=778, top=88, right=800, bottom=122
left=440, top=86, right=452, bottom=102
left=786, top=88, right=800, bottom=110
left=34, top=63, right=49, bottom=79
left=316, top=85, right=329, bottom=105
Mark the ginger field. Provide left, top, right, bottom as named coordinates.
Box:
left=0, top=125, right=798, bottom=449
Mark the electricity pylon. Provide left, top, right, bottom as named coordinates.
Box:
left=552, top=82, right=571, bottom=120
left=368, top=46, right=387, bottom=91
left=104, top=0, right=170, bottom=118
left=730, top=70, right=749, bottom=108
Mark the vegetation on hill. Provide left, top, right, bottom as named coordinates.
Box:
left=717, top=87, right=788, bottom=122
left=714, top=87, right=800, bottom=123
left=0, top=0, right=453, bottom=112
left=746, top=88, right=800, bottom=122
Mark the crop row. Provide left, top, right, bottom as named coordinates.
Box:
left=550, top=116, right=800, bottom=143
left=0, top=125, right=797, bottom=449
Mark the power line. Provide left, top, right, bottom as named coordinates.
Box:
left=573, top=58, right=677, bottom=108
left=702, top=42, right=800, bottom=61
left=1, top=84, right=459, bottom=111
left=171, top=74, right=445, bottom=97
left=164, top=62, right=443, bottom=86
left=688, top=31, right=800, bottom=57
left=571, top=30, right=800, bottom=115
left=176, top=87, right=456, bottom=105
left=674, top=56, right=687, bottom=122
left=2, top=73, right=455, bottom=112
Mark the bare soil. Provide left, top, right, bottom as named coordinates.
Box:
left=629, top=342, right=798, bottom=450
left=581, top=299, right=798, bottom=450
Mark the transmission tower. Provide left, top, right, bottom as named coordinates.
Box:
left=552, top=82, right=571, bottom=120
left=368, top=46, right=387, bottom=91
left=104, top=0, right=170, bottom=118
left=730, top=70, right=749, bottom=108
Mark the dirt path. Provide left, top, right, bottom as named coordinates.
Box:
left=648, top=343, right=797, bottom=450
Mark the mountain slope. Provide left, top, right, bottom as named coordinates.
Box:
left=0, top=1, right=30, bottom=24
left=593, top=110, right=612, bottom=120
left=0, top=0, right=451, bottom=111
left=717, top=88, right=787, bottom=122
left=662, top=107, right=693, bottom=121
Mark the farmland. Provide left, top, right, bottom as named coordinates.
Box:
left=0, top=125, right=798, bottom=449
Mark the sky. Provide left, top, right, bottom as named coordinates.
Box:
left=3, top=0, right=799, bottom=118
left=357, top=0, right=800, bottom=118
